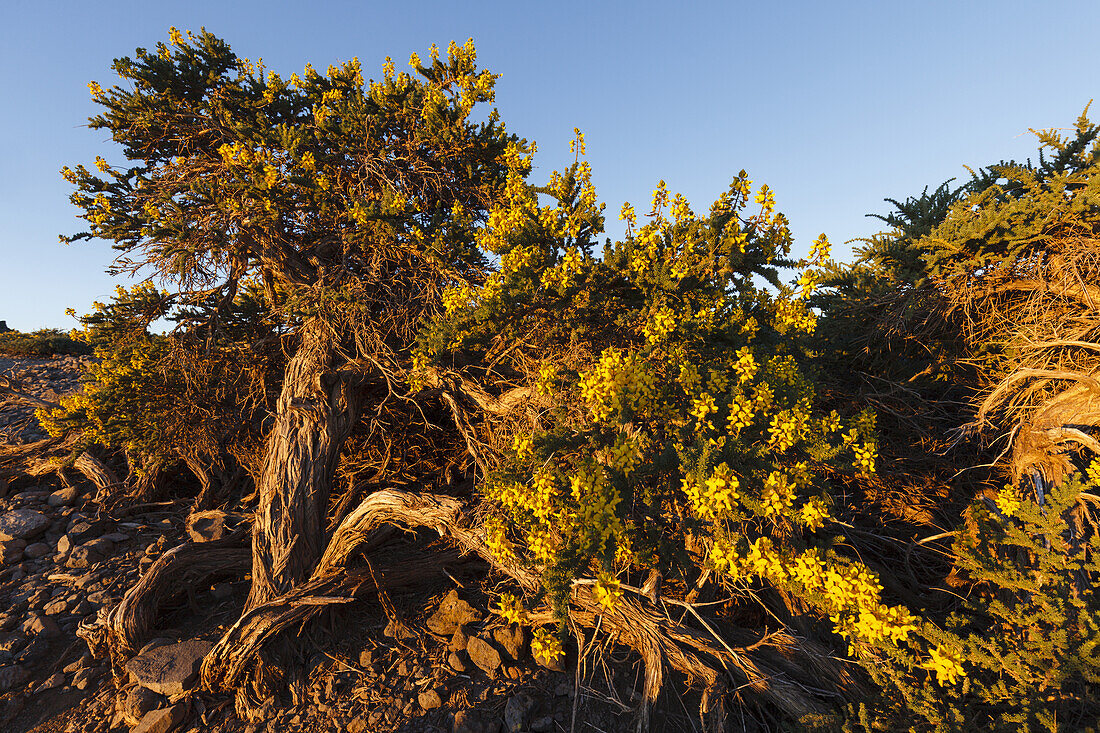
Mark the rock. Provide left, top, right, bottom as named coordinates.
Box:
left=357, top=649, right=374, bottom=668
left=427, top=590, right=482, bottom=636
left=0, top=510, right=50, bottom=541
left=43, top=598, right=69, bottom=615
left=453, top=710, right=500, bottom=733
left=83, top=536, right=116, bottom=555
left=531, top=716, right=555, bottom=733
left=65, top=519, right=106, bottom=545
left=447, top=651, right=468, bottom=672
left=0, top=540, right=25, bottom=565
left=66, top=545, right=102, bottom=569
left=492, top=625, right=526, bottom=662
left=47, top=488, right=80, bottom=507
left=383, top=618, right=415, bottom=639
left=346, top=717, right=369, bottom=733
left=185, top=510, right=242, bottom=542
left=504, top=692, right=535, bottom=733
left=23, top=542, right=50, bottom=559
left=122, top=686, right=165, bottom=725
left=24, top=614, right=60, bottom=638
left=72, top=666, right=103, bottom=690
left=131, top=703, right=187, bottom=733
left=0, top=665, right=29, bottom=692
left=418, top=688, right=443, bottom=710
left=126, top=639, right=214, bottom=696
left=100, top=532, right=131, bottom=544
left=449, top=625, right=471, bottom=651
left=466, top=635, right=503, bottom=676
left=37, top=671, right=66, bottom=691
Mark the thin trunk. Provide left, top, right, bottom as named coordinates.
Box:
left=246, top=318, right=365, bottom=611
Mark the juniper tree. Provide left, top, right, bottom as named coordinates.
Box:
left=62, top=29, right=512, bottom=706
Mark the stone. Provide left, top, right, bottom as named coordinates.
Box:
left=504, top=692, right=535, bottom=733
left=66, top=545, right=102, bottom=569
left=122, top=686, right=166, bottom=725
left=24, top=614, right=60, bottom=638
left=131, top=703, right=187, bottom=733
left=65, top=519, right=105, bottom=545
left=0, top=540, right=25, bottom=565
left=72, top=666, right=103, bottom=690
left=492, top=625, right=526, bottom=662
left=0, top=510, right=50, bottom=541
left=531, top=715, right=555, bottom=733
left=43, top=598, right=69, bottom=615
left=47, top=488, right=80, bottom=507
left=185, top=510, right=242, bottom=542
left=466, top=635, right=503, bottom=676
left=346, top=717, right=369, bottom=733
left=383, top=618, right=415, bottom=639
left=0, top=665, right=29, bottom=692
left=418, top=688, right=443, bottom=710
left=449, top=625, right=471, bottom=651
left=357, top=649, right=374, bottom=668
left=447, top=651, right=468, bottom=672
left=37, top=671, right=65, bottom=691
left=426, top=590, right=482, bottom=636
left=23, top=542, right=50, bottom=559
left=126, top=639, right=213, bottom=696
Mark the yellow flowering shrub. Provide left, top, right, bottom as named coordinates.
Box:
left=418, top=139, right=910, bottom=672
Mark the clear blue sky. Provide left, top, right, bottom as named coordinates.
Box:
left=2, top=0, right=1098, bottom=330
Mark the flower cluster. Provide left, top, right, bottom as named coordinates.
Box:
left=922, top=645, right=965, bottom=686
left=494, top=593, right=527, bottom=625
left=593, top=573, right=622, bottom=611
left=531, top=628, right=564, bottom=665
left=684, top=463, right=741, bottom=520
left=578, top=348, right=656, bottom=422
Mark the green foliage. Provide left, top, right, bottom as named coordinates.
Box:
left=40, top=281, right=282, bottom=494
left=850, top=472, right=1100, bottom=732
left=420, top=137, right=917, bottom=660
left=0, top=329, right=90, bottom=357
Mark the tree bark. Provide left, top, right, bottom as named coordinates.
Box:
left=246, top=318, right=366, bottom=611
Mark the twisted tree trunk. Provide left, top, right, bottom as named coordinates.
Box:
left=246, top=318, right=367, bottom=611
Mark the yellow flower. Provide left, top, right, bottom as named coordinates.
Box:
left=594, top=573, right=622, bottom=611
left=531, top=628, right=564, bottom=665
left=493, top=593, right=526, bottom=625
left=922, top=646, right=965, bottom=685
left=994, top=485, right=1021, bottom=517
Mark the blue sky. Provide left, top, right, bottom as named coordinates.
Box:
left=2, top=0, right=1098, bottom=330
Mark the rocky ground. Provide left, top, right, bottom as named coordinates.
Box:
left=0, top=356, right=676, bottom=733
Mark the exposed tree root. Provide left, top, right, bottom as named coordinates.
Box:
left=78, top=536, right=250, bottom=660
left=200, top=488, right=855, bottom=729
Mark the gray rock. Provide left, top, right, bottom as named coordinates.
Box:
left=131, top=703, right=187, bottom=733
left=72, top=665, right=103, bottom=690
left=65, top=519, right=105, bottom=545
left=0, top=510, right=50, bottom=541
left=37, top=671, right=65, bottom=691
left=66, top=545, right=102, bottom=569
left=23, top=542, right=50, bottom=559
left=0, top=665, right=29, bottom=692
left=24, top=614, right=60, bottom=638
left=47, top=488, right=80, bottom=507
left=426, top=590, right=482, bottom=636
left=126, top=639, right=213, bottom=695
left=466, top=635, right=503, bottom=676
left=504, top=692, right=535, bottom=733
left=0, top=540, right=25, bottom=565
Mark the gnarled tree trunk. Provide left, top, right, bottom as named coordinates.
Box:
left=246, top=318, right=367, bottom=611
